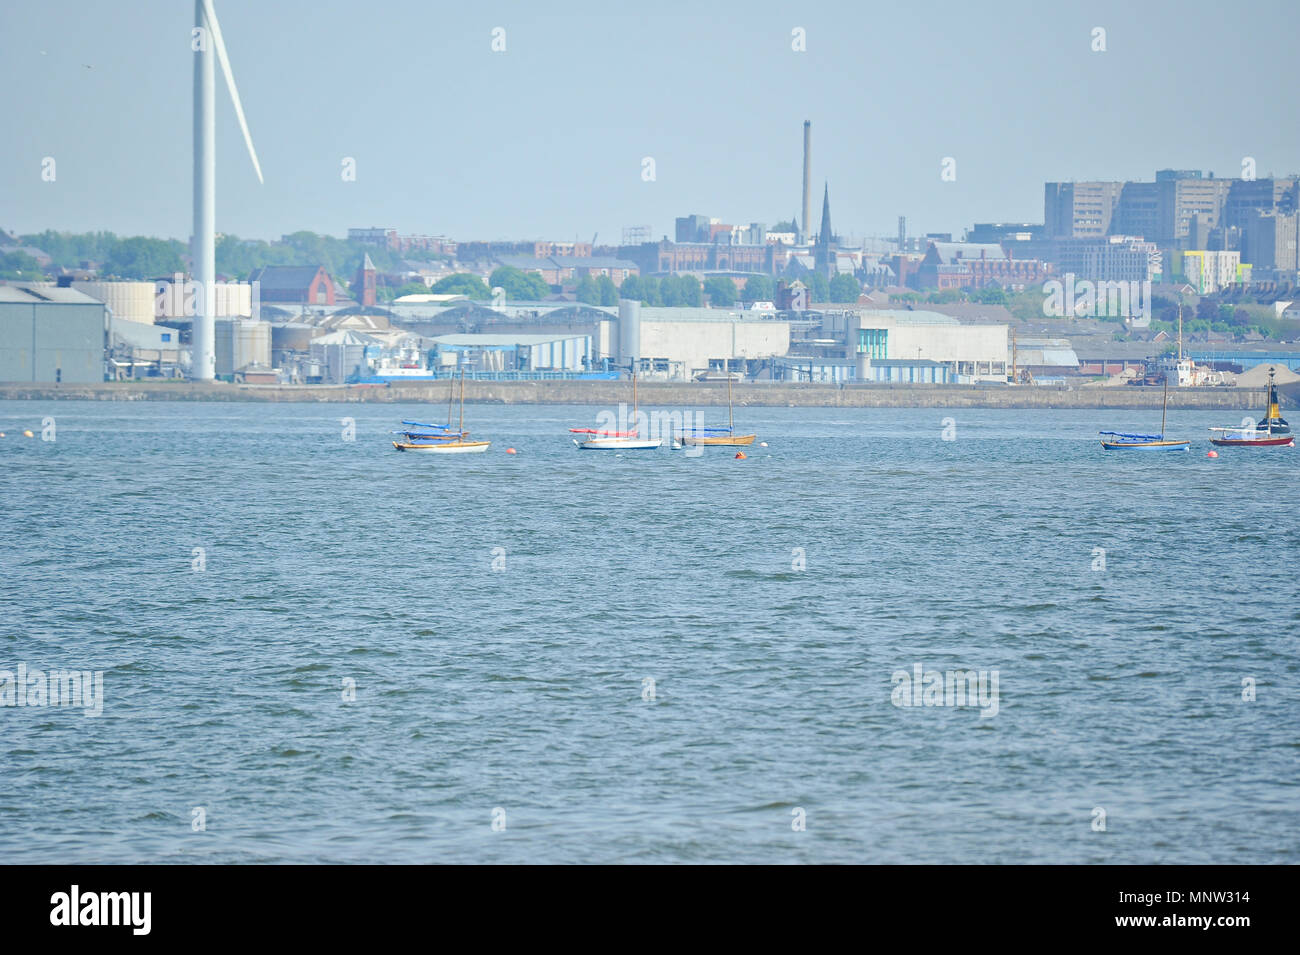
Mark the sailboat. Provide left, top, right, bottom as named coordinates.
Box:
left=571, top=372, right=662, bottom=450
left=392, top=368, right=491, bottom=453
left=1099, top=375, right=1189, bottom=450
left=673, top=376, right=757, bottom=448
left=1209, top=367, right=1294, bottom=447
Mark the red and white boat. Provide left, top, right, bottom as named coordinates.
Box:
left=1209, top=367, right=1293, bottom=448
left=570, top=373, right=661, bottom=451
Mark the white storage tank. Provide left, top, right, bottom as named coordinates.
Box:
left=215, top=319, right=271, bottom=376
left=72, top=281, right=158, bottom=325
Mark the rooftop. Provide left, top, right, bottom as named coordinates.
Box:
left=0, top=283, right=105, bottom=305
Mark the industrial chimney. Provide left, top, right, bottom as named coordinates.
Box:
left=801, top=120, right=811, bottom=246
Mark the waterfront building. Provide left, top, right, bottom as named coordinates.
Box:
left=616, top=301, right=790, bottom=380
left=429, top=333, right=593, bottom=374
left=0, top=283, right=106, bottom=383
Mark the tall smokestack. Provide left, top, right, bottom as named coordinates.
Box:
left=801, top=120, right=811, bottom=246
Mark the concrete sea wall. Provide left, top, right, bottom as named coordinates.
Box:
left=0, top=379, right=1271, bottom=410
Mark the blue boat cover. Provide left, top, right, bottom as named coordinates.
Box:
left=680, top=427, right=735, bottom=434
left=401, top=420, right=456, bottom=431
left=1099, top=431, right=1163, bottom=441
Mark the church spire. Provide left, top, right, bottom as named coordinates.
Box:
left=815, top=182, right=835, bottom=276
left=819, top=182, right=832, bottom=246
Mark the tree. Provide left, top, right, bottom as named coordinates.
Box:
left=18, top=230, right=116, bottom=271
left=595, top=274, right=619, bottom=306
left=430, top=273, right=490, bottom=299
left=489, top=265, right=550, bottom=301
left=806, top=272, right=829, bottom=302
left=772, top=219, right=797, bottom=233
left=742, top=274, right=774, bottom=302
left=102, top=236, right=185, bottom=279
left=575, top=275, right=600, bottom=305
left=704, top=276, right=737, bottom=306
left=675, top=274, right=702, bottom=307
left=0, top=250, right=48, bottom=279
left=971, top=285, right=1008, bottom=304
left=829, top=273, right=861, bottom=303
left=658, top=275, right=682, bottom=306
left=619, top=274, right=643, bottom=302
left=390, top=281, right=430, bottom=299
left=639, top=276, right=661, bottom=305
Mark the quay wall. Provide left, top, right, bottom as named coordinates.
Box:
left=0, top=380, right=1272, bottom=410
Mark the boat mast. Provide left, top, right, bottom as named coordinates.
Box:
left=727, top=375, right=734, bottom=432
left=632, top=370, right=638, bottom=433
left=1177, top=302, right=1183, bottom=361
left=459, top=366, right=466, bottom=435
left=447, top=364, right=455, bottom=428
left=1267, top=366, right=1274, bottom=435
left=1161, top=373, right=1168, bottom=437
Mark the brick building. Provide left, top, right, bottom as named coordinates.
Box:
left=248, top=265, right=336, bottom=305
left=911, top=243, right=1050, bottom=291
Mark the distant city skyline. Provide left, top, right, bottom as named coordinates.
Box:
left=3, top=0, right=1298, bottom=244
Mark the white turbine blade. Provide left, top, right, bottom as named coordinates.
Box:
left=201, top=0, right=263, bottom=184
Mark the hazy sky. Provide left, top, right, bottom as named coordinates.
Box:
left=3, top=0, right=1298, bottom=245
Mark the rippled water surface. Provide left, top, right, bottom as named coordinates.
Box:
left=1, top=399, right=1297, bottom=863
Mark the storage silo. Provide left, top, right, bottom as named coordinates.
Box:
left=215, top=319, right=271, bottom=376
left=72, top=281, right=158, bottom=325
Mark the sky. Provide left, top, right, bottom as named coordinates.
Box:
left=2, top=0, right=1298, bottom=245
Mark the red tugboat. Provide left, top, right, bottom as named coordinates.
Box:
left=1209, top=367, right=1294, bottom=448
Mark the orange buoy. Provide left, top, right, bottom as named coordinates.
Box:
left=1207, top=450, right=1218, bottom=458
left=22, top=430, right=34, bottom=438
left=734, top=451, right=746, bottom=460
left=505, top=447, right=517, bottom=454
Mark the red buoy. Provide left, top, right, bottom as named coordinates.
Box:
left=1207, top=450, right=1218, bottom=458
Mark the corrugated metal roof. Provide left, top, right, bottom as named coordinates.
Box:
left=0, top=283, right=105, bottom=305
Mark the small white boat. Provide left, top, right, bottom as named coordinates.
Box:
left=571, top=433, right=662, bottom=451
left=570, top=372, right=661, bottom=451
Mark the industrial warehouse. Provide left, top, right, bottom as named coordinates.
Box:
left=2, top=274, right=1297, bottom=392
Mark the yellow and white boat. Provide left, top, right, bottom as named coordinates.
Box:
left=674, top=376, right=757, bottom=447
left=393, top=369, right=491, bottom=454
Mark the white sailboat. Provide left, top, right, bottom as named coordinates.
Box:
left=570, top=373, right=662, bottom=450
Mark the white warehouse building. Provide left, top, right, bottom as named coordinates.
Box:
left=843, top=309, right=1008, bottom=383
left=616, top=301, right=791, bottom=379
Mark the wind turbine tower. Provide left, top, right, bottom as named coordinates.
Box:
left=192, top=0, right=263, bottom=380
